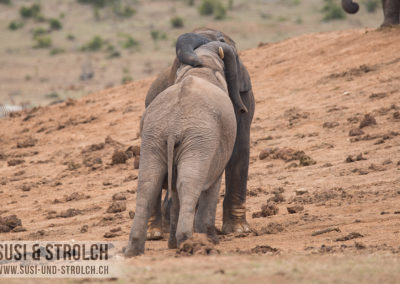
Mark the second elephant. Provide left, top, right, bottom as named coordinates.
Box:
left=342, top=0, right=400, bottom=26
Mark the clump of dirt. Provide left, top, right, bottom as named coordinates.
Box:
left=80, top=225, right=88, bottom=233
left=252, top=202, right=279, bottom=218
left=250, top=245, right=279, bottom=255
left=311, top=227, right=341, bottom=236
left=394, top=111, right=400, bottom=120
left=112, top=193, right=127, bottom=201
left=83, top=157, right=102, bottom=168
left=0, top=152, right=6, bottom=160
left=7, top=159, right=25, bottom=166
left=335, top=232, right=363, bottom=242
left=107, top=201, right=127, bottom=213
left=287, top=205, right=304, bottom=214
left=17, top=137, right=37, bottom=148
left=369, top=92, right=386, bottom=100
left=284, top=107, right=309, bottom=127
left=349, top=128, right=364, bottom=136
left=129, top=211, right=135, bottom=219
left=0, top=215, right=22, bottom=233
left=259, top=147, right=315, bottom=166
left=133, top=156, right=140, bottom=169
left=65, top=192, right=90, bottom=202
left=327, top=64, right=375, bottom=79
left=81, top=142, right=105, bottom=153
left=125, top=145, right=140, bottom=158
left=104, top=227, right=122, bottom=238
left=323, top=122, right=339, bottom=128
left=257, top=222, right=285, bottom=235
left=345, top=153, right=367, bottom=163
left=111, top=150, right=128, bottom=165
left=268, top=192, right=285, bottom=203
left=290, top=187, right=351, bottom=205
left=177, top=234, right=220, bottom=256
left=359, top=114, right=377, bottom=128
left=57, top=209, right=82, bottom=218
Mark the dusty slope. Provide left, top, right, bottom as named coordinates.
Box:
left=0, top=27, right=400, bottom=282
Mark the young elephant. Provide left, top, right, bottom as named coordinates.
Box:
left=125, top=41, right=241, bottom=256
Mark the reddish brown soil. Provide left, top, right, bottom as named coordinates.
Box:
left=0, top=28, right=400, bottom=282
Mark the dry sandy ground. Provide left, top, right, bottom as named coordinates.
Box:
left=0, top=27, right=400, bottom=283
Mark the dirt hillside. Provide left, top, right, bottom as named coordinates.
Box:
left=1, top=27, right=400, bottom=283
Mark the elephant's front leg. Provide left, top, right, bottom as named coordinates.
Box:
left=381, top=0, right=400, bottom=26
left=222, top=91, right=254, bottom=234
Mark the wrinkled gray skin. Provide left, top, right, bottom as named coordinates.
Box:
left=342, top=0, right=400, bottom=26
left=125, top=42, right=238, bottom=256
left=145, top=28, right=255, bottom=240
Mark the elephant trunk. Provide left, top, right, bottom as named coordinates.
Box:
left=341, top=0, right=359, bottom=14
left=219, top=42, right=248, bottom=114
left=176, top=33, right=211, bottom=67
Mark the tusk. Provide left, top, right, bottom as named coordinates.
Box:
left=218, top=46, right=224, bottom=59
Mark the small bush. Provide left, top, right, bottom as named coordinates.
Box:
left=66, top=34, right=75, bottom=41
left=49, top=18, right=62, bottom=30
left=20, top=4, right=41, bottom=19
left=113, top=5, right=136, bottom=18
left=77, top=0, right=106, bottom=8
left=34, top=36, right=52, bottom=48
left=32, top=27, right=48, bottom=37
left=81, top=36, right=104, bottom=51
left=0, top=0, right=11, bottom=5
left=50, top=48, right=65, bottom=55
left=106, top=44, right=120, bottom=58
left=8, top=20, right=24, bottom=30
left=364, top=0, right=379, bottom=13
left=321, top=0, right=345, bottom=21
left=150, top=30, right=167, bottom=41
left=198, top=0, right=227, bottom=19
left=121, top=75, right=133, bottom=84
left=198, top=0, right=214, bottom=15
left=121, top=35, right=139, bottom=49
left=186, top=0, right=195, bottom=6
left=170, top=16, right=184, bottom=28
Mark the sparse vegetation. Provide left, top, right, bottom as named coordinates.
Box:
left=121, top=75, right=133, bottom=84
left=0, top=0, right=11, bottom=5
left=113, top=4, right=136, bottom=18
left=81, top=36, right=105, bottom=51
left=49, top=18, right=62, bottom=30
left=150, top=30, right=167, bottom=41
left=321, top=0, right=345, bottom=21
left=120, top=35, right=139, bottom=49
left=198, top=0, right=227, bottom=20
left=32, top=27, right=48, bottom=38
left=66, top=34, right=75, bottom=41
left=364, top=0, right=379, bottom=13
left=8, top=20, right=24, bottom=30
left=170, top=16, right=184, bottom=28
left=50, top=48, right=65, bottom=55
left=34, top=35, right=52, bottom=48
left=20, top=4, right=41, bottom=19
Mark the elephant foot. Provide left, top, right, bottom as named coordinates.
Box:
left=123, top=246, right=143, bottom=257
left=222, top=207, right=251, bottom=234
left=147, top=216, right=163, bottom=240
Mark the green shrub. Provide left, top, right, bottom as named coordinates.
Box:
left=49, top=18, right=62, bottom=30
left=81, top=36, right=104, bottom=51
left=214, top=2, right=226, bottom=20
left=120, top=35, right=139, bottom=49
left=321, top=0, right=345, bottom=21
left=20, top=4, right=41, bottom=18
left=198, top=0, right=227, bottom=19
left=77, top=0, right=106, bottom=8
left=8, top=20, right=24, bottom=30
left=113, top=5, right=136, bottom=18
left=44, top=92, right=60, bottom=98
left=0, top=0, right=11, bottom=5
left=34, top=36, right=52, bottom=48
left=150, top=30, right=167, bottom=41
left=364, top=0, right=379, bottom=13
left=32, top=27, right=48, bottom=38
left=49, top=48, right=65, bottom=55
left=186, top=0, right=195, bottom=6
left=170, top=16, right=184, bottom=28
left=121, top=75, right=133, bottom=84
left=198, top=0, right=214, bottom=15
left=66, top=33, right=75, bottom=41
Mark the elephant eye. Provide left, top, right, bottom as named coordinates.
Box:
left=218, top=37, right=225, bottom=43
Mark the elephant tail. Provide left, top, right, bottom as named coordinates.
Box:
left=341, top=0, right=359, bottom=14
left=167, top=135, right=175, bottom=199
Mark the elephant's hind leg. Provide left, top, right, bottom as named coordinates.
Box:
left=125, top=153, right=166, bottom=257
left=194, top=176, right=222, bottom=244
left=381, top=0, right=400, bottom=26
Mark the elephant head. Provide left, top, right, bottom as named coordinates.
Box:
left=176, top=31, right=249, bottom=113
left=341, top=0, right=360, bottom=14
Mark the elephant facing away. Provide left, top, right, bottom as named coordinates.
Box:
left=125, top=41, right=241, bottom=256
left=145, top=28, right=255, bottom=240
left=342, top=0, right=400, bottom=26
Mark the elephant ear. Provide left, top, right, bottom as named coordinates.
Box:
left=341, top=0, right=359, bottom=14
left=236, top=56, right=252, bottom=93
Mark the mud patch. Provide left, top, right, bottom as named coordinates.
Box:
left=335, top=232, right=363, bottom=242
left=359, top=114, right=377, bottom=128
left=177, top=234, right=220, bottom=256
left=0, top=215, right=22, bottom=233
left=252, top=202, right=279, bottom=218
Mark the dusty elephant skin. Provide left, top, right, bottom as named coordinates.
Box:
left=125, top=41, right=239, bottom=257
left=145, top=28, right=255, bottom=239
left=342, top=0, right=400, bottom=26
